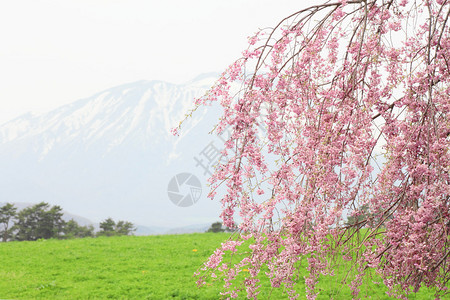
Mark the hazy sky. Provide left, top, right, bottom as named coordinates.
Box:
left=0, top=0, right=306, bottom=124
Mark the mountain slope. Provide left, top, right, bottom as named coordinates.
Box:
left=0, top=75, right=225, bottom=228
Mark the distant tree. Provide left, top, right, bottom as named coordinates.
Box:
left=98, top=218, right=135, bottom=237
left=98, top=218, right=116, bottom=237
left=346, top=204, right=389, bottom=229
left=207, top=221, right=236, bottom=233
left=207, top=221, right=225, bottom=233
left=115, top=220, right=135, bottom=236
left=0, top=203, right=17, bottom=242
left=14, top=202, right=65, bottom=241
left=224, top=223, right=238, bottom=233
left=345, top=204, right=371, bottom=227
left=63, top=219, right=94, bottom=239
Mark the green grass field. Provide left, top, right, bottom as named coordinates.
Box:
left=0, top=233, right=445, bottom=299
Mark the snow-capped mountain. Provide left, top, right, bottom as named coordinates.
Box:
left=0, top=74, right=226, bottom=228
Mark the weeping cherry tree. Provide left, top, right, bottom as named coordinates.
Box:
left=175, top=0, right=449, bottom=298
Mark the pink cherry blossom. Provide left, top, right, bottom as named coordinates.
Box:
left=179, top=0, right=450, bottom=299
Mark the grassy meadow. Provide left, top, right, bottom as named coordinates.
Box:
left=0, top=233, right=445, bottom=299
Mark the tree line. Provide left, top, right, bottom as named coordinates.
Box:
left=0, top=202, right=135, bottom=242
left=206, top=221, right=236, bottom=233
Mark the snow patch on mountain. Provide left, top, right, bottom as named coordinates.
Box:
left=0, top=74, right=224, bottom=228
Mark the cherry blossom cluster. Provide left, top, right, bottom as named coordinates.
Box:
left=180, top=0, right=449, bottom=299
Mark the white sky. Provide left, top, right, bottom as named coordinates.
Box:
left=0, top=0, right=307, bottom=125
